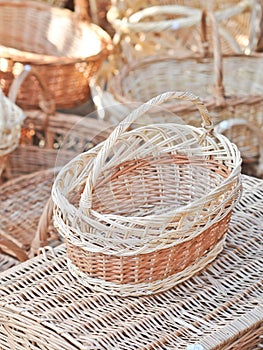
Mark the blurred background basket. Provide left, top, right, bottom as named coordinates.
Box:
left=108, top=0, right=261, bottom=63
left=52, top=91, right=242, bottom=296
left=0, top=87, right=24, bottom=179
left=91, top=11, right=263, bottom=177
left=0, top=0, right=112, bottom=110
left=1, top=65, right=111, bottom=182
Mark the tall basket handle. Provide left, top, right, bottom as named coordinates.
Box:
left=79, top=90, right=213, bottom=212
left=74, top=0, right=90, bottom=22
left=200, top=10, right=225, bottom=107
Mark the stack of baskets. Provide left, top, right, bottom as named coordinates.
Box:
left=91, top=9, right=263, bottom=177
left=52, top=91, right=242, bottom=296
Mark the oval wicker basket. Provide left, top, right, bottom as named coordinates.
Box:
left=0, top=88, right=24, bottom=178
left=52, top=91, right=242, bottom=296
left=0, top=0, right=112, bottom=109
left=108, top=0, right=261, bottom=62
left=91, top=10, right=263, bottom=173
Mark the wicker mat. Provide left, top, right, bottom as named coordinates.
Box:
left=0, top=174, right=262, bottom=350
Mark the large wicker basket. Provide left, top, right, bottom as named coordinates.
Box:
left=0, top=87, right=24, bottom=178
left=0, top=0, right=112, bottom=109
left=0, top=173, right=262, bottom=349
left=52, top=91, right=242, bottom=296
left=108, top=0, right=261, bottom=62
left=91, top=11, right=263, bottom=173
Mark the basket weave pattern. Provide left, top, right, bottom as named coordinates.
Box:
left=52, top=91, right=242, bottom=296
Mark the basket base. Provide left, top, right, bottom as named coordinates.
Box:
left=66, top=237, right=225, bottom=297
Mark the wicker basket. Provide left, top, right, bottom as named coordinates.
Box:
left=215, top=118, right=263, bottom=178
left=108, top=0, right=261, bottom=62
left=0, top=0, right=112, bottom=109
left=0, top=87, right=24, bottom=178
left=1, top=65, right=112, bottom=181
left=91, top=11, right=263, bottom=174
left=0, top=174, right=262, bottom=349
left=52, top=91, right=242, bottom=296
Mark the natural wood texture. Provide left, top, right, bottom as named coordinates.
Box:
left=0, top=0, right=112, bottom=109
left=0, top=174, right=262, bottom=349
left=52, top=91, right=241, bottom=296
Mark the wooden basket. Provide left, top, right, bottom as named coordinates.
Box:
left=0, top=174, right=262, bottom=349
left=91, top=11, right=263, bottom=174
left=0, top=87, right=24, bottom=178
left=108, top=0, right=261, bottom=62
left=52, top=91, right=242, bottom=296
left=0, top=0, right=112, bottom=109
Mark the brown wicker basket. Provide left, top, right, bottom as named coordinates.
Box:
left=108, top=0, right=261, bottom=62
left=0, top=0, right=112, bottom=109
left=91, top=11, right=263, bottom=177
left=52, top=90, right=242, bottom=296
left=0, top=173, right=262, bottom=349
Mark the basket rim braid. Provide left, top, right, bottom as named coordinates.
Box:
left=52, top=90, right=242, bottom=296
left=0, top=0, right=113, bottom=109
left=107, top=0, right=261, bottom=60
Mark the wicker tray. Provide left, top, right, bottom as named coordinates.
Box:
left=0, top=174, right=262, bottom=349
left=0, top=0, right=112, bottom=109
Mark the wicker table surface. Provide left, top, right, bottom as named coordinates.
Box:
left=0, top=174, right=262, bottom=350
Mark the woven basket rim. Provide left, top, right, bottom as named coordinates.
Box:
left=0, top=1, right=112, bottom=63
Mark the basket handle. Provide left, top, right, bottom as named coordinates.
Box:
left=79, top=90, right=213, bottom=212
left=8, top=65, right=55, bottom=116
left=200, top=10, right=225, bottom=107
left=29, top=197, right=54, bottom=258
left=74, top=0, right=90, bottom=21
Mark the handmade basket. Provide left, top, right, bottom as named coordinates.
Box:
left=0, top=88, right=24, bottom=178
left=0, top=0, right=112, bottom=109
left=1, top=174, right=261, bottom=350
left=52, top=91, right=242, bottom=297
left=91, top=10, right=263, bottom=177
left=215, top=118, right=263, bottom=178
left=108, top=0, right=261, bottom=62
left=1, top=65, right=112, bottom=182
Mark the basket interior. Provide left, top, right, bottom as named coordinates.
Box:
left=0, top=3, right=107, bottom=59
left=92, top=153, right=230, bottom=217
left=109, top=56, right=263, bottom=125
